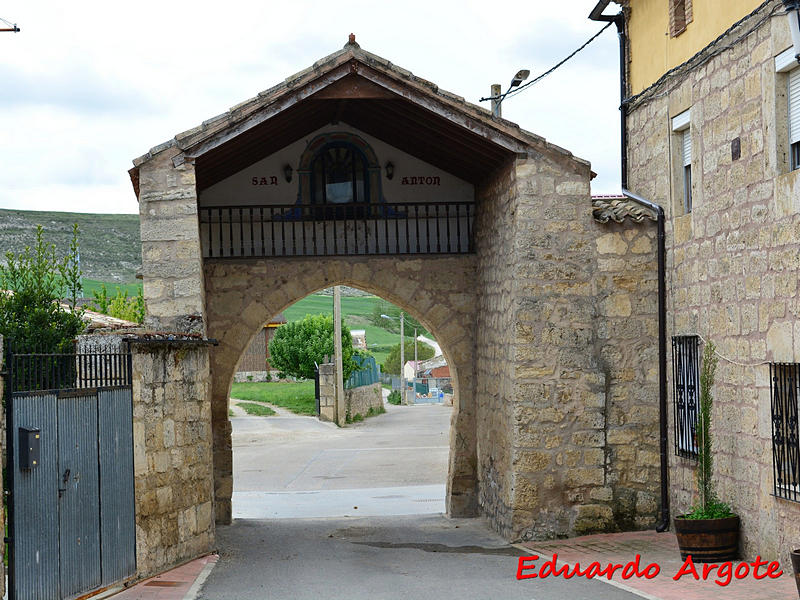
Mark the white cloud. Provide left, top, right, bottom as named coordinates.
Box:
left=0, top=0, right=622, bottom=214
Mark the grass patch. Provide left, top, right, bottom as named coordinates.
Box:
left=367, top=405, right=386, bottom=417
left=228, top=408, right=234, bottom=417
left=230, top=381, right=317, bottom=415
left=237, top=402, right=277, bottom=417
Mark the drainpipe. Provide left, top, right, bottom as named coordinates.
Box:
left=591, top=1, right=670, bottom=532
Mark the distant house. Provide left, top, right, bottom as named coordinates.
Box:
left=403, top=360, right=422, bottom=381
left=417, top=355, right=450, bottom=379
left=350, top=329, right=367, bottom=350
left=234, top=313, right=287, bottom=381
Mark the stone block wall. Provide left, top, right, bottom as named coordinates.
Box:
left=591, top=222, right=660, bottom=529
left=474, top=160, right=517, bottom=537
left=345, top=383, right=383, bottom=420
left=131, top=341, right=214, bottom=578
left=474, top=151, right=661, bottom=542
left=510, top=154, right=612, bottom=541
left=137, top=150, right=206, bottom=334
left=625, top=0, right=800, bottom=562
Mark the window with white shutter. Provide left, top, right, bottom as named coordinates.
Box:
left=682, top=130, right=692, bottom=212
left=775, top=49, right=800, bottom=172
left=672, top=109, right=692, bottom=214
left=790, top=67, right=800, bottom=170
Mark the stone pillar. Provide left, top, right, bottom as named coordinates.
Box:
left=137, top=150, right=206, bottom=334
left=318, top=363, right=337, bottom=422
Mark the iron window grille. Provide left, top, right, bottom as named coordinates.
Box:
left=770, top=363, right=800, bottom=502
left=672, top=335, right=700, bottom=458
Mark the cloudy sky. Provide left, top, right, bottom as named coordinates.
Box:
left=0, top=0, right=622, bottom=215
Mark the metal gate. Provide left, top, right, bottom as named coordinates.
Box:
left=4, top=345, right=136, bottom=600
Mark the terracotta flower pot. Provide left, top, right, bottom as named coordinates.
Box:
left=673, top=515, right=740, bottom=562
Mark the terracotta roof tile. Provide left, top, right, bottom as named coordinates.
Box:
left=592, top=195, right=658, bottom=224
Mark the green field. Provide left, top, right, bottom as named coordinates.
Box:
left=82, top=278, right=142, bottom=298
left=231, top=381, right=316, bottom=415
left=282, top=294, right=419, bottom=367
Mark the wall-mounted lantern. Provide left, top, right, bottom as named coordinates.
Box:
left=385, top=161, right=394, bottom=180
left=786, top=0, right=800, bottom=62
left=283, top=164, right=293, bottom=183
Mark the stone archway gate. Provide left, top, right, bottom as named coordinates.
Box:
left=128, top=37, right=663, bottom=580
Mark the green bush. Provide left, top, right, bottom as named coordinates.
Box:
left=387, top=390, right=401, bottom=405
left=0, top=224, right=85, bottom=351
left=268, top=314, right=359, bottom=380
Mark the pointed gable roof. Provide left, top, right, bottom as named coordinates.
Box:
left=130, top=36, right=589, bottom=196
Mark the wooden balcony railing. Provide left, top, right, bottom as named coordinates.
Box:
left=199, top=202, right=474, bottom=258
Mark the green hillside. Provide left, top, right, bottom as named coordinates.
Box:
left=283, top=294, right=414, bottom=366
left=0, top=208, right=140, bottom=283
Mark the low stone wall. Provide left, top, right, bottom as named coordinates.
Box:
left=317, top=363, right=382, bottom=424
left=130, top=340, right=215, bottom=578
left=345, top=382, right=382, bottom=420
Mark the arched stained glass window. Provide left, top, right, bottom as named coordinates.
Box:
left=310, top=142, right=369, bottom=205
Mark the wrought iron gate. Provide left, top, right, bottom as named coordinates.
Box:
left=4, top=345, right=136, bottom=600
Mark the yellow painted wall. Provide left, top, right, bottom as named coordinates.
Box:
left=627, top=0, right=763, bottom=94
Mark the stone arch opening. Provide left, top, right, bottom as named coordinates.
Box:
left=204, top=254, right=478, bottom=524
left=227, top=284, right=457, bottom=519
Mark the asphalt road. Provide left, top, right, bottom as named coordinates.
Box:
left=199, top=515, right=643, bottom=600
left=198, top=400, right=643, bottom=599
left=231, top=400, right=451, bottom=518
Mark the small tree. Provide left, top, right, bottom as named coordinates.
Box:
left=687, top=340, right=733, bottom=519
left=88, top=284, right=145, bottom=324
left=268, top=314, right=359, bottom=380
left=382, top=340, right=435, bottom=375
left=0, top=224, right=86, bottom=352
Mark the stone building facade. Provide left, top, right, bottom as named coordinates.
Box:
left=617, top=0, right=800, bottom=562
left=131, top=39, right=661, bottom=545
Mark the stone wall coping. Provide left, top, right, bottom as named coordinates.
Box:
left=126, top=333, right=219, bottom=347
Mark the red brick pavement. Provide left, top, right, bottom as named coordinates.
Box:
left=107, top=554, right=218, bottom=600
left=521, top=530, right=798, bottom=600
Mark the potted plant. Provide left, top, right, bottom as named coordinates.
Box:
left=674, top=340, right=740, bottom=562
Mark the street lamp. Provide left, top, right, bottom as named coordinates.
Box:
left=490, top=68, right=530, bottom=118
left=381, top=313, right=406, bottom=402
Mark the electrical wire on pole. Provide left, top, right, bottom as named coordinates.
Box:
left=480, top=20, right=613, bottom=104
left=0, top=17, right=20, bottom=33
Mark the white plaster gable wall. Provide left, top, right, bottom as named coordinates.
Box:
left=198, top=123, right=474, bottom=206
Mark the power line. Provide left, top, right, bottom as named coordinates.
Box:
left=480, top=20, right=614, bottom=103
left=0, top=17, right=20, bottom=32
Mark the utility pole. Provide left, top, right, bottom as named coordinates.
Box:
left=413, top=328, right=418, bottom=403
left=333, top=286, right=345, bottom=425
left=400, top=311, right=405, bottom=404
left=490, top=84, right=502, bottom=118
left=0, top=17, right=20, bottom=33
